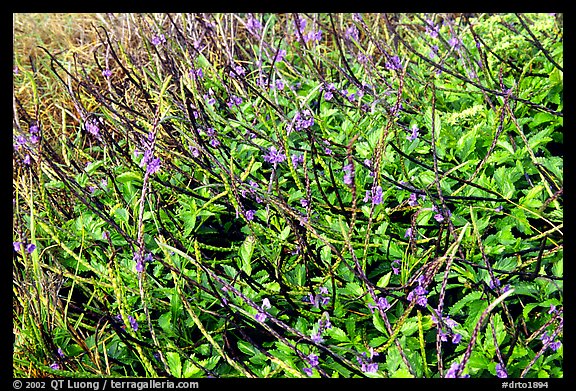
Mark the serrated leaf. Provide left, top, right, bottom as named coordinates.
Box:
left=448, top=291, right=482, bottom=316
left=377, top=272, right=392, bottom=288
left=166, top=352, right=182, bottom=378
left=239, top=235, right=256, bottom=276
left=373, top=312, right=388, bottom=335
left=326, top=327, right=349, bottom=342
left=116, top=171, right=142, bottom=184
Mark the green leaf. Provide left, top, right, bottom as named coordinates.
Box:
left=391, top=367, right=414, bottom=378
left=116, top=171, right=143, bottom=184
left=373, top=312, right=388, bottom=335
left=326, top=327, right=349, bottom=342
left=166, top=352, right=182, bottom=378
left=239, top=235, right=256, bottom=276
left=448, top=291, right=482, bottom=316
left=377, top=272, right=392, bottom=288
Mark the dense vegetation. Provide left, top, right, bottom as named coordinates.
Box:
left=13, top=13, right=563, bottom=379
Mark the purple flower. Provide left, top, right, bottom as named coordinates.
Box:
left=151, top=34, right=166, bottom=46
left=391, top=259, right=401, bottom=275
left=128, top=315, right=139, bottom=332
left=262, top=297, right=271, bottom=310
left=489, top=278, right=501, bottom=290
left=293, top=110, right=315, bottom=132
left=311, top=332, right=323, bottom=344
left=407, top=193, right=419, bottom=207
left=246, top=210, right=256, bottom=221
left=246, top=16, right=262, bottom=34
left=372, top=186, right=383, bottom=205
left=407, top=285, right=428, bottom=307
left=548, top=304, right=557, bottom=314
left=135, top=259, right=144, bottom=273
left=275, top=79, right=285, bottom=90
left=190, top=68, right=203, bottom=79
left=50, top=362, right=60, bottom=370
left=540, top=332, right=551, bottom=345
left=231, top=65, right=245, bottom=78
left=407, top=124, right=419, bottom=141
left=26, top=243, right=36, bottom=254
left=496, top=363, right=508, bottom=378
left=13, top=241, right=23, bottom=252
left=146, top=157, right=161, bottom=175
left=452, top=333, right=462, bottom=344
left=263, top=146, right=286, bottom=167
left=324, top=90, right=333, bottom=100
left=255, top=312, right=267, bottom=322
left=404, top=227, right=413, bottom=239
left=362, top=362, right=378, bottom=373
left=495, top=205, right=504, bottom=212
left=549, top=341, right=562, bottom=351
left=291, top=153, right=304, bottom=168
left=300, top=198, right=309, bottom=208
left=345, top=25, right=359, bottom=41
left=227, top=95, right=243, bottom=108
left=190, top=146, right=200, bottom=158
left=273, top=49, right=287, bottom=63
left=425, top=20, right=439, bottom=38
left=307, top=354, right=319, bottom=367
left=209, top=138, right=220, bottom=148
left=445, top=362, right=461, bottom=378
left=449, top=37, right=461, bottom=50
left=303, top=367, right=313, bottom=376
left=204, top=94, right=216, bottom=105
left=85, top=120, right=100, bottom=138
left=369, top=296, right=391, bottom=313
left=385, top=55, right=402, bottom=71
left=57, top=347, right=65, bottom=357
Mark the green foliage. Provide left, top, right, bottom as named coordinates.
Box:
left=13, top=12, right=562, bottom=379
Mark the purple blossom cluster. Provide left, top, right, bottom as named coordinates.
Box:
left=540, top=332, right=562, bottom=352
left=495, top=363, right=508, bottom=378
left=385, top=55, right=402, bottom=71
left=115, top=313, right=139, bottom=332
left=255, top=297, right=272, bottom=322
left=303, top=353, right=319, bottom=376
left=102, top=68, right=113, bottom=78
left=240, top=180, right=263, bottom=203
left=263, top=145, right=286, bottom=167
left=432, top=204, right=452, bottom=223
left=204, top=127, right=221, bottom=148
left=407, top=275, right=428, bottom=307
left=425, top=19, right=440, bottom=39
left=245, top=15, right=262, bottom=35
left=310, top=312, right=332, bottom=344
left=227, top=95, right=243, bottom=108
left=391, top=259, right=401, bottom=275
left=303, top=286, right=330, bottom=308
left=291, top=153, right=304, bottom=169
left=322, top=83, right=336, bottom=100
left=189, top=67, right=203, bottom=79
left=407, top=124, right=419, bottom=141
left=431, top=311, right=462, bottom=344
left=13, top=241, right=36, bottom=254
left=368, top=296, right=391, bottom=313
left=137, top=148, right=162, bottom=175
left=151, top=33, right=166, bottom=46
left=445, top=361, right=469, bottom=378
left=363, top=185, right=383, bottom=206
left=230, top=64, right=246, bottom=78
left=289, top=109, right=315, bottom=133
left=14, top=124, right=42, bottom=165
left=357, top=348, right=379, bottom=373
left=344, top=25, right=359, bottom=41
left=342, top=163, right=354, bottom=186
